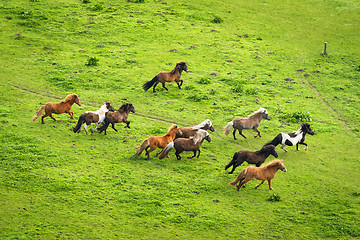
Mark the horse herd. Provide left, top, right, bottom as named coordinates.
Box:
left=32, top=62, right=315, bottom=192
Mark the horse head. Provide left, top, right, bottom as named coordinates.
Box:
left=177, top=62, right=189, bottom=73
left=277, top=160, right=287, bottom=172
left=261, top=108, right=270, bottom=120
left=73, top=94, right=82, bottom=106
left=106, top=102, right=115, bottom=112
left=301, top=123, right=314, bottom=135
left=268, top=145, right=278, bottom=158
left=127, top=103, right=136, bottom=113
left=206, top=119, right=215, bottom=132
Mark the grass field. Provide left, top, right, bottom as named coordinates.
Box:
left=1, top=0, right=359, bottom=239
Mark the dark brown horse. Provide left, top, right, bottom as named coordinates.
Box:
left=224, top=108, right=270, bottom=139
left=73, top=102, right=115, bottom=134
left=33, top=94, right=81, bottom=124
left=176, top=119, right=215, bottom=139
left=98, top=102, right=135, bottom=135
left=142, top=62, right=189, bottom=92
left=158, top=129, right=211, bottom=160
left=229, top=159, right=287, bottom=191
left=225, top=145, right=278, bottom=174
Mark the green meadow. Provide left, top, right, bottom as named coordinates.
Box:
left=0, top=0, right=359, bottom=239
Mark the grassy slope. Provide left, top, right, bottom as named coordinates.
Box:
left=0, top=0, right=359, bottom=239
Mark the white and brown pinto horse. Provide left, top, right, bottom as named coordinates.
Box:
left=264, top=123, right=314, bottom=152
left=73, top=102, right=115, bottom=134
left=224, top=108, right=270, bottom=140
left=176, top=119, right=215, bottom=139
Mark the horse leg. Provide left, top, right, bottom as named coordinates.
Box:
left=50, top=114, right=57, bottom=122
left=111, top=123, right=118, bottom=132
left=124, top=120, right=130, bottom=129
left=84, top=124, right=89, bottom=135
left=254, top=128, right=261, bottom=138
left=196, top=150, right=201, bottom=158
left=232, top=129, right=237, bottom=140
left=267, top=179, right=274, bottom=190
left=161, top=82, right=168, bottom=91
left=68, top=111, right=74, bottom=119
left=298, top=142, right=308, bottom=151
left=176, top=80, right=183, bottom=89
left=237, top=179, right=250, bottom=191
left=229, top=160, right=244, bottom=174
left=255, top=180, right=265, bottom=189
left=175, top=150, right=182, bottom=160
left=239, top=129, right=247, bottom=139
left=188, top=151, right=197, bottom=159
left=280, top=144, right=288, bottom=152
left=41, top=115, right=48, bottom=124
left=153, top=82, right=159, bottom=92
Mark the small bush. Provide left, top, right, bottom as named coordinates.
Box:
left=211, top=16, right=223, bottom=23
left=86, top=57, right=99, bottom=66
left=197, top=77, right=211, bottom=84
left=134, top=0, right=146, bottom=3
left=244, top=87, right=257, bottom=95
left=92, top=3, right=104, bottom=11
left=82, top=0, right=90, bottom=3
left=187, top=93, right=209, bottom=102
left=282, top=111, right=312, bottom=123
left=268, top=193, right=281, bottom=202
left=231, top=83, right=244, bottom=93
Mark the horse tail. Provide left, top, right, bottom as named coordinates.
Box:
left=32, top=105, right=45, bottom=122
left=229, top=168, right=247, bottom=185
left=73, top=114, right=85, bottom=133
left=225, top=152, right=238, bottom=170
left=143, top=76, right=158, bottom=91
left=264, top=134, right=281, bottom=147
left=136, top=139, right=150, bottom=156
left=224, top=121, right=234, bottom=135
left=158, top=142, right=174, bottom=160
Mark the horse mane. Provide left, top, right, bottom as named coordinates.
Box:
left=170, top=62, right=185, bottom=74
left=166, top=124, right=178, bottom=135
left=264, top=159, right=283, bottom=169
left=248, top=108, right=267, bottom=118
left=61, top=94, right=77, bottom=103
left=192, top=129, right=208, bottom=145
left=191, top=119, right=212, bottom=130
left=118, top=102, right=130, bottom=112
left=294, top=126, right=302, bottom=135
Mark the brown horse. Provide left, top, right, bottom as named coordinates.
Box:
left=136, top=125, right=182, bottom=159
left=176, top=119, right=215, bottom=139
left=225, top=145, right=278, bottom=174
left=98, top=102, right=135, bottom=135
left=224, top=108, right=270, bottom=140
left=158, top=129, right=211, bottom=160
left=33, top=94, right=81, bottom=124
left=142, top=62, right=189, bottom=92
left=229, top=159, right=287, bottom=191
left=73, top=102, right=115, bottom=135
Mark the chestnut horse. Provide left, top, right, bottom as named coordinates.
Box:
left=33, top=94, right=81, bottom=124
left=142, top=62, right=189, bottom=92
left=224, top=108, right=270, bottom=140
left=136, top=125, right=182, bottom=159
left=225, top=145, right=278, bottom=174
left=98, top=102, right=135, bottom=135
left=229, top=159, right=287, bottom=191
left=73, top=102, right=115, bottom=134
left=176, top=119, right=215, bottom=139
left=158, top=129, right=211, bottom=160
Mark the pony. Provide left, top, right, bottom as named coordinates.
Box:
left=142, top=62, right=189, bottom=92
left=224, top=108, right=270, bottom=140
left=176, top=119, right=215, bottom=139
left=136, top=125, right=182, bottom=159
left=32, top=94, right=81, bottom=124
left=225, top=145, right=278, bottom=174
left=229, top=159, right=287, bottom=191
left=98, top=102, right=135, bottom=135
left=158, top=129, right=211, bottom=160
left=73, top=102, right=115, bottom=135
left=264, top=123, right=314, bottom=152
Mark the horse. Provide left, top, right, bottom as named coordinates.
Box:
left=136, top=125, right=182, bottom=159
left=176, top=119, right=215, bottom=139
left=73, top=102, right=115, bottom=135
left=224, top=108, right=270, bottom=140
left=158, top=129, right=211, bottom=160
left=142, top=62, right=189, bottom=92
left=229, top=159, right=287, bottom=191
left=32, top=94, right=81, bottom=124
left=225, top=145, right=278, bottom=174
left=264, top=123, right=314, bottom=152
left=97, top=102, right=135, bottom=135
